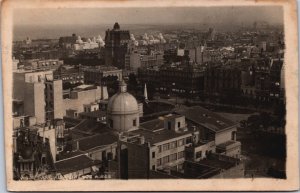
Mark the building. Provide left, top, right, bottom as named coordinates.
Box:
left=13, top=127, right=55, bottom=180
left=204, top=64, right=242, bottom=98
left=63, top=84, right=108, bottom=117
left=138, top=64, right=205, bottom=97
left=104, top=22, right=131, bottom=69
left=53, top=65, right=84, bottom=85
left=103, top=80, right=242, bottom=179
left=13, top=70, right=63, bottom=123
left=55, top=155, right=101, bottom=180
left=176, top=106, right=241, bottom=159
left=19, top=59, right=63, bottom=71
left=84, top=66, right=123, bottom=85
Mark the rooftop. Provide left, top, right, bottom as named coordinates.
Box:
left=79, top=110, right=106, bottom=119
left=198, top=156, right=236, bottom=170
left=76, top=133, right=118, bottom=151
left=139, top=118, right=164, bottom=132
left=130, top=124, right=192, bottom=145
left=72, top=119, right=111, bottom=137
left=55, top=155, right=101, bottom=175
left=176, top=106, right=237, bottom=133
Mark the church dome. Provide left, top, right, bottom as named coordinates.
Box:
left=107, top=80, right=140, bottom=132
left=107, top=80, right=138, bottom=114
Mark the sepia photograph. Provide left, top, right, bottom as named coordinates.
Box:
left=2, top=0, right=299, bottom=191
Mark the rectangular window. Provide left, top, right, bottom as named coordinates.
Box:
left=170, top=141, right=177, bottom=149
left=178, top=139, right=184, bottom=146
left=158, top=145, right=162, bottom=153
left=186, top=137, right=192, bottom=144
left=157, top=158, right=162, bottom=166
left=196, top=151, right=202, bottom=159
left=162, top=156, right=169, bottom=164
left=178, top=151, right=185, bottom=159
left=177, top=122, right=181, bottom=128
left=152, top=152, right=155, bottom=158
left=170, top=153, right=177, bottom=161
left=168, top=121, right=171, bottom=130
left=152, top=165, right=156, bottom=170
left=163, top=143, right=170, bottom=151
left=133, top=119, right=137, bottom=126
left=110, top=119, right=113, bottom=128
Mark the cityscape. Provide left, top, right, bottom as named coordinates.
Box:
left=12, top=7, right=286, bottom=180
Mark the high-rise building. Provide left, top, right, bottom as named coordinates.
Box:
left=104, top=22, right=131, bottom=69
left=13, top=70, right=63, bottom=124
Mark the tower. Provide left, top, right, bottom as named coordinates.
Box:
left=104, top=22, right=131, bottom=69
left=144, top=83, right=149, bottom=103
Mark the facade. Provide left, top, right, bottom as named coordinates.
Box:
left=84, top=66, right=123, bottom=85
left=13, top=70, right=63, bottom=123
left=53, top=65, right=84, bottom=85
left=63, top=84, right=108, bottom=116
left=20, top=59, right=63, bottom=71
left=204, top=64, right=242, bottom=97
left=138, top=64, right=205, bottom=97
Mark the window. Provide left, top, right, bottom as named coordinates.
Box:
left=178, top=139, right=184, bottom=146
left=133, top=119, right=137, bottom=127
left=158, top=145, right=162, bottom=153
left=163, top=143, right=170, bottom=151
left=157, top=158, right=162, bottom=166
left=196, top=151, right=202, bottom=159
left=170, top=141, right=177, bottom=149
left=162, top=156, right=169, bottom=164
left=152, top=165, right=156, bottom=170
left=109, top=119, right=113, bottom=128
left=152, top=152, right=155, bottom=158
left=168, top=121, right=171, bottom=130
left=170, top=153, right=177, bottom=161
left=177, top=122, right=181, bottom=128
left=186, top=137, right=192, bottom=144
left=178, top=164, right=183, bottom=170
left=178, top=151, right=185, bottom=159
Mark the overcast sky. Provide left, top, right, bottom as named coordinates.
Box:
left=14, top=6, right=283, bottom=26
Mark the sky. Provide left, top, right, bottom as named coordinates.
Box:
left=14, top=6, right=284, bottom=26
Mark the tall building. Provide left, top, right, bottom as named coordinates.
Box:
left=104, top=22, right=131, bottom=69
left=13, top=70, right=63, bottom=124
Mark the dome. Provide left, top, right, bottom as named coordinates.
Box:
left=107, top=92, right=138, bottom=114
left=106, top=80, right=140, bottom=132
left=107, top=80, right=138, bottom=114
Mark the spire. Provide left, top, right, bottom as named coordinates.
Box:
left=144, top=83, right=148, bottom=103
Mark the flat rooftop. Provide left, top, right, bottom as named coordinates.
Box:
left=131, top=126, right=192, bottom=146
left=176, top=106, right=237, bottom=133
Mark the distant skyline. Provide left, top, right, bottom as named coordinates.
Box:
left=14, top=6, right=283, bottom=27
